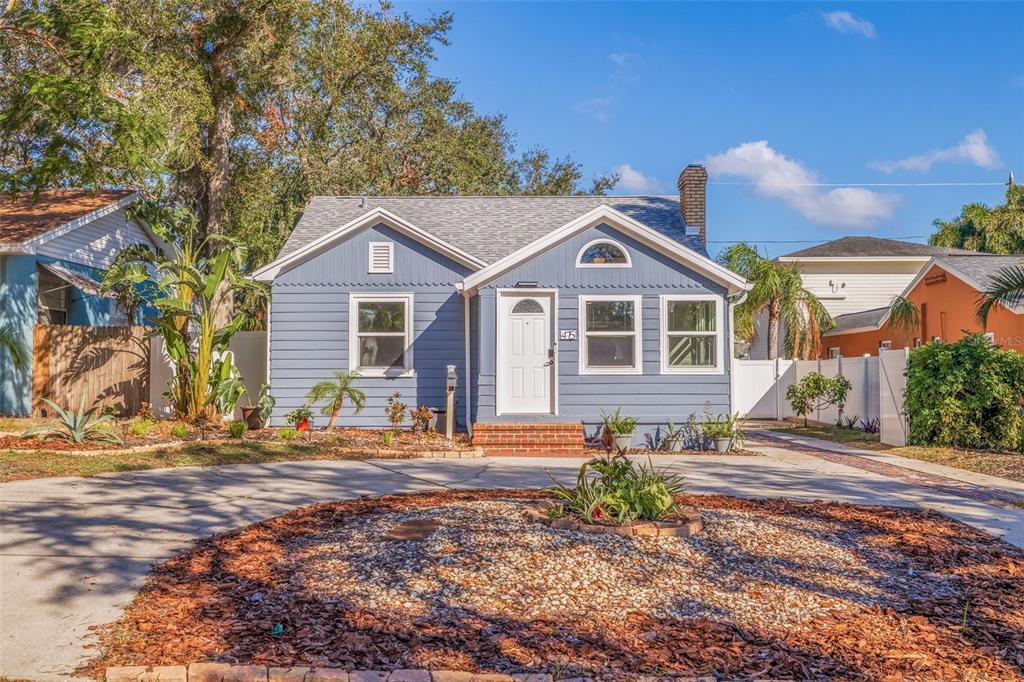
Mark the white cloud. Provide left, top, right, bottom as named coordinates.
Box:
left=574, top=96, right=613, bottom=122
left=705, top=141, right=899, bottom=228
left=871, top=130, right=1002, bottom=173
left=822, top=11, right=876, bottom=38
left=614, top=164, right=665, bottom=193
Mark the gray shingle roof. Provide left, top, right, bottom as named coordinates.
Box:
left=278, top=195, right=703, bottom=264
left=782, top=236, right=975, bottom=259
left=936, top=255, right=1024, bottom=288
left=826, top=306, right=890, bottom=334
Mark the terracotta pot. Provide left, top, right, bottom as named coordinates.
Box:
left=241, top=406, right=264, bottom=431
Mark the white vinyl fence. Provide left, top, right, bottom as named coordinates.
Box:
left=149, top=331, right=267, bottom=420
left=735, top=349, right=909, bottom=446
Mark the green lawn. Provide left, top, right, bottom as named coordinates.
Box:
left=0, top=441, right=390, bottom=482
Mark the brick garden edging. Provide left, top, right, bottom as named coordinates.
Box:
left=106, top=664, right=715, bottom=682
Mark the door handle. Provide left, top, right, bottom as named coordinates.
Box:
left=544, top=348, right=554, bottom=366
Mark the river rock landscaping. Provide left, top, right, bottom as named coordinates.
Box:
left=88, top=489, right=1024, bottom=681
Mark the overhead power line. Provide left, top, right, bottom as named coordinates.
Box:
left=709, top=181, right=1005, bottom=187
left=707, top=235, right=930, bottom=244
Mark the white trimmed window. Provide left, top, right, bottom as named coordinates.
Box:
left=576, top=239, right=631, bottom=268
left=579, top=295, right=642, bottom=374
left=367, top=241, right=394, bottom=274
left=828, top=347, right=841, bottom=359
left=349, top=293, right=413, bottom=375
left=879, top=340, right=892, bottom=350
left=659, top=295, right=723, bottom=374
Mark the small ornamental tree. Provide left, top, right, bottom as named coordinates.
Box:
left=905, top=334, right=1024, bottom=450
left=785, top=372, right=853, bottom=427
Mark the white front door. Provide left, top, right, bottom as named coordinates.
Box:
left=497, top=292, right=555, bottom=414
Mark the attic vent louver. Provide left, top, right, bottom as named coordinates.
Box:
left=368, top=241, right=394, bottom=274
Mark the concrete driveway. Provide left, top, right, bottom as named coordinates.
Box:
left=2, top=440, right=1022, bottom=681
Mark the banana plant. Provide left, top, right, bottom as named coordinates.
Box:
left=111, top=207, right=267, bottom=422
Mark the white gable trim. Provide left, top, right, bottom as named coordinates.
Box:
left=458, top=205, right=750, bottom=295
left=252, top=207, right=487, bottom=282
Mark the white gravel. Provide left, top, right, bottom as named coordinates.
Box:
left=294, top=499, right=958, bottom=633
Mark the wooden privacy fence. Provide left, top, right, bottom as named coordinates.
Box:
left=32, top=325, right=150, bottom=417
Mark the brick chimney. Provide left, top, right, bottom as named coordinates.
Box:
left=678, top=164, right=708, bottom=245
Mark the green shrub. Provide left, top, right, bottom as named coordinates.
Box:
left=128, top=419, right=154, bottom=437
left=785, top=372, right=853, bottom=427
left=601, top=408, right=639, bottom=435
left=548, top=456, right=685, bottom=523
left=228, top=420, right=248, bottom=438
left=905, top=334, right=1024, bottom=450
left=170, top=423, right=192, bottom=439
left=278, top=427, right=298, bottom=441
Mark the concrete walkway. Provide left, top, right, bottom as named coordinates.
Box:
left=2, top=441, right=1022, bottom=681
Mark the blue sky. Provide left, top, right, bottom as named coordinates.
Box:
left=394, top=1, right=1024, bottom=258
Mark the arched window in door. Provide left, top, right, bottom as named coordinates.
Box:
left=511, top=298, right=544, bottom=315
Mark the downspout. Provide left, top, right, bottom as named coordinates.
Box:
left=728, top=289, right=749, bottom=415
left=458, top=284, right=473, bottom=438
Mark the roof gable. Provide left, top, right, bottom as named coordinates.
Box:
left=459, top=205, right=749, bottom=295
left=0, top=190, right=138, bottom=247
left=252, top=207, right=487, bottom=282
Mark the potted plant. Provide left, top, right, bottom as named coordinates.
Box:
left=602, top=408, right=639, bottom=453
left=701, top=411, right=744, bottom=452
left=241, top=384, right=275, bottom=430
left=661, top=420, right=686, bottom=452
left=285, top=406, right=313, bottom=432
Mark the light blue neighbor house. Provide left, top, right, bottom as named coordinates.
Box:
left=254, top=164, right=750, bottom=450
left=0, top=190, right=162, bottom=416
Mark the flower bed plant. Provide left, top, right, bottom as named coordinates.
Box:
left=547, top=455, right=686, bottom=525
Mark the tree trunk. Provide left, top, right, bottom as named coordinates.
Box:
left=328, top=400, right=342, bottom=431
left=766, top=301, right=780, bottom=360
left=205, top=62, right=235, bottom=327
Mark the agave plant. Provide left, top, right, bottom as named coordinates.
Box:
left=22, top=397, right=123, bottom=445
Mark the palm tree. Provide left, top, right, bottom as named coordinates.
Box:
left=887, top=295, right=921, bottom=344
left=0, top=323, right=30, bottom=371
left=977, top=264, right=1024, bottom=325
left=719, top=243, right=834, bottom=360
left=306, top=370, right=366, bottom=430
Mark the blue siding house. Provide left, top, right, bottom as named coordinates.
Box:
left=254, top=165, right=750, bottom=449
left=0, top=190, right=161, bottom=416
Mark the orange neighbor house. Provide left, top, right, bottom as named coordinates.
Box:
left=821, top=255, right=1024, bottom=358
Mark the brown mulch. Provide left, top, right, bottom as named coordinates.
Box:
left=0, top=435, right=121, bottom=451
left=86, top=490, right=1024, bottom=681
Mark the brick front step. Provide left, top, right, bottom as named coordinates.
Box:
left=472, top=422, right=586, bottom=457
left=106, top=665, right=713, bottom=682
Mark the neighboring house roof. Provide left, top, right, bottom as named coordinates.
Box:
left=278, top=195, right=702, bottom=265
left=823, top=253, right=1024, bottom=336
left=779, top=236, right=976, bottom=260
left=0, top=189, right=137, bottom=246
left=825, top=306, right=890, bottom=336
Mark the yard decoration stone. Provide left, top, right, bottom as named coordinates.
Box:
left=386, top=671, right=431, bottom=682
left=267, top=668, right=310, bottom=682
left=107, top=666, right=187, bottom=682
left=305, top=670, right=350, bottom=682
left=88, top=490, right=1024, bottom=681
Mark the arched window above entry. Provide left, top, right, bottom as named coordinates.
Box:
left=576, top=239, right=631, bottom=267
left=511, top=298, right=544, bottom=315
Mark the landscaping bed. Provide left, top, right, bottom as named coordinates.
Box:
left=88, top=489, right=1024, bottom=681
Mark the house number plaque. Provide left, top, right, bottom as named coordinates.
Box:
left=559, top=330, right=577, bottom=341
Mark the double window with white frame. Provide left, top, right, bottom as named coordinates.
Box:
left=348, top=293, right=414, bottom=376
left=659, top=295, right=723, bottom=374
left=579, top=295, right=642, bottom=374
